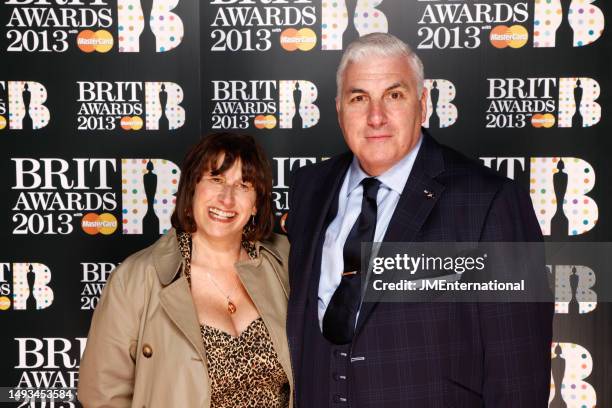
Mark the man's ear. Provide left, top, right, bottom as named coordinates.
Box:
left=419, top=87, right=428, bottom=124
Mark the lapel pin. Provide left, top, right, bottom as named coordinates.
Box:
left=424, top=189, right=435, bottom=199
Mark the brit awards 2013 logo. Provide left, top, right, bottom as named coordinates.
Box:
left=480, top=157, right=598, bottom=236
left=485, top=77, right=601, bottom=129
left=10, top=158, right=179, bottom=236
left=80, top=262, right=116, bottom=310
left=0, top=81, right=50, bottom=130
left=416, top=0, right=529, bottom=50
left=207, top=0, right=390, bottom=52
left=0, top=263, right=53, bottom=311
left=423, top=79, right=457, bottom=129
left=414, top=0, right=604, bottom=50
left=3, top=0, right=184, bottom=53
left=210, top=80, right=320, bottom=130
left=14, top=337, right=85, bottom=393
left=549, top=343, right=596, bottom=407
left=208, top=0, right=317, bottom=52
left=76, top=81, right=185, bottom=131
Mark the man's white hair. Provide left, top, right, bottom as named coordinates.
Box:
left=336, top=33, right=425, bottom=97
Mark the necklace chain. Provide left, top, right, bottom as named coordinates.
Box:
left=206, top=271, right=240, bottom=304
left=179, top=231, right=255, bottom=314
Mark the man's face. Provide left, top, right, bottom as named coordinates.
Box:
left=336, top=55, right=427, bottom=176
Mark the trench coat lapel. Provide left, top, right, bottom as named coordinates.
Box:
left=152, top=230, right=207, bottom=363
left=236, top=254, right=294, bottom=387
left=159, top=277, right=207, bottom=363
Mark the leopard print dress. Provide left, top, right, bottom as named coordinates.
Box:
left=178, top=232, right=290, bottom=408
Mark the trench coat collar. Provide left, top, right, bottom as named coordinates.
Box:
left=152, top=229, right=284, bottom=286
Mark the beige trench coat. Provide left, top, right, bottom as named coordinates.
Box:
left=78, top=229, right=293, bottom=408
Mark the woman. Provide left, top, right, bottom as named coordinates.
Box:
left=78, top=133, right=292, bottom=408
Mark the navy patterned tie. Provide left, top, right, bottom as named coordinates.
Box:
left=323, top=177, right=381, bottom=344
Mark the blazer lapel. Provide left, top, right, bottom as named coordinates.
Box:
left=288, top=153, right=352, bottom=378
left=356, top=133, right=446, bottom=334
left=290, top=153, right=353, bottom=307
left=381, top=136, right=445, bottom=243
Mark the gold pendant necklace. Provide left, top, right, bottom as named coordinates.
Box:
left=181, top=232, right=254, bottom=315
left=206, top=271, right=239, bottom=314
left=227, top=299, right=237, bottom=314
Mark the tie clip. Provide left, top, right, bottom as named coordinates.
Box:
left=342, top=271, right=358, bottom=276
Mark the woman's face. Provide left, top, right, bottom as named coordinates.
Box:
left=192, top=159, right=257, bottom=243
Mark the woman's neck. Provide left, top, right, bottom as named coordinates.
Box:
left=191, top=232, right=243, bottom=268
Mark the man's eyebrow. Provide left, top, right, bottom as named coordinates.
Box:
left=385, top=82, right=408, bottom=92
left=348, top=82, right=409, bottom=94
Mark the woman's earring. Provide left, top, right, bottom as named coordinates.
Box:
left=242, top=214, right=256, bottom=236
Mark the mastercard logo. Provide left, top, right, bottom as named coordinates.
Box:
left=0, top=296, right=11, bottom=311
left=280, top=28, right=317, bottom=51
left=254, top=115, right=277, bottom=129
left=82, top=213, right=118, bottom=235
left=0, top=115, right=6, bottom=130
left=120, top=116, right=144, bottom=130
left=531, top=113, right=556, bottom=128
left=77, top=30, right=114, bottom=53
left=490, top=25, right=528, bottom=49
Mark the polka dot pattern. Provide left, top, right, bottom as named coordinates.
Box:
left=121, top=158, right=179, bottom=234
left=534, top=0, right=604, bottom=47
left=145, top=82, right=185, bottom=130
left=8, top=81, right=50, bottom=130
left=12, top=263, right=53, bottom=310
left=423, top=79, right=457, bottom=129
left=321, top=0, right=388, bottom=50
left=549, top=343, right=596, bottom=406
left=558, top=77, right=601, bottom=128
left=530, top=157, right=598, bottom=236
left=278, top=80, right=320, bottom=129
left=552, top=265, right=597, bottom=314
left=118, top=0, right=184, bottom=52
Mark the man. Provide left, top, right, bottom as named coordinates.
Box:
left=286, top=33, right=553, bottom=407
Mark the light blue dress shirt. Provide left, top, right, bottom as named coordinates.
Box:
left=318, top=136, right=423, bottom=329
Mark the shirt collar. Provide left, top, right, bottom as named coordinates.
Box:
left=346, top=134, right=423, bottom=196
